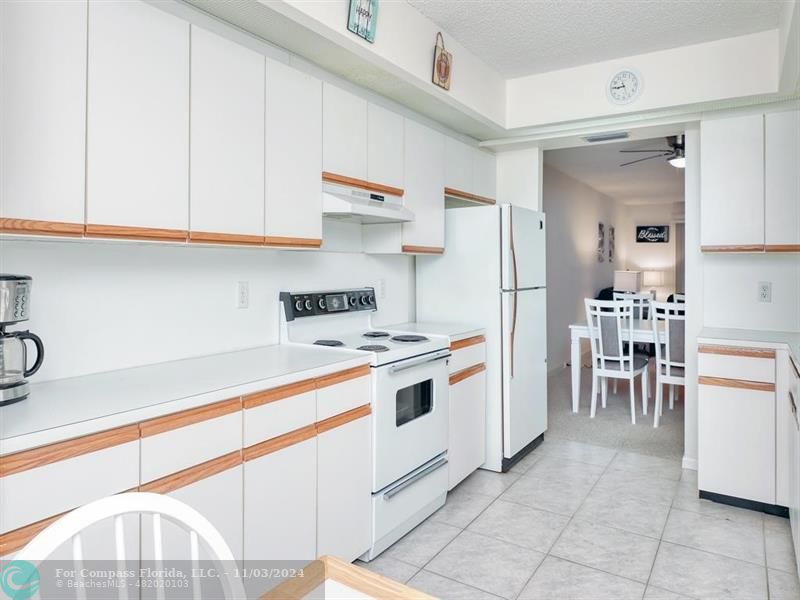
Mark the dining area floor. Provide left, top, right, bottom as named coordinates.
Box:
left=357, top=368, right=799, bottom=599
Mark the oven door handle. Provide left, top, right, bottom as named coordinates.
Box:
left=389, top=351, right=451, bottom=374
left=384, top=456, right=449, bottom=500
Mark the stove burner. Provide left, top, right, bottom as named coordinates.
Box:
left=363, top=331, right=390, bottom=339
left=391, top=334, right=429, bottom=343
left=314, top=339, right=344, bottom=347
left=357, top=344, right=389, bottom=352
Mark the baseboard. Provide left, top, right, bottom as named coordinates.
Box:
left=681, top=456, right=698, bottom=470
left=699, top=489, right=789, bottom=518
left=501, top=433, right=545, bottom=472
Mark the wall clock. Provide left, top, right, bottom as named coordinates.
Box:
left=607, top=69, right=642, bottom=105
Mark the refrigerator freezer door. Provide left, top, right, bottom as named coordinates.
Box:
left=501, top=206, right=546, bottom=290
left=501, top=288, right=548, bottom=459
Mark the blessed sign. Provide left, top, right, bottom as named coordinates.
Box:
left=636, top=225, right=669, bottom=243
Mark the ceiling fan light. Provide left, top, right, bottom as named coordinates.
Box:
left=668, top=155, right=686, bottom=168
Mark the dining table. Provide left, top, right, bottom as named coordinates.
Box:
left=568, top=319, right=666, bottom=413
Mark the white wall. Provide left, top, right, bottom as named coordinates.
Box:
left=0, top=238, right=414, bottom=382
left=543, top=166, right=623, bottom=369
left=617, top=203, right=681, bottom=299
left=507, top=30, right=780, bottom=129
left=497, top=147, right=543, bottom=211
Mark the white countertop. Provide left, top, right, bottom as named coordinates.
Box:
left=0, top=344, right=371, bottom=455
left=387, top=322, right=485, bottom=343
left=699, top=327, right=800, bottom=368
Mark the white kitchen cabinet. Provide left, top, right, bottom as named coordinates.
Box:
left=323, top=84, right=367, bottom=181
left=86, top=0, right=190, bottom=237
left=142, top=465, right=244, bottom=561
left=189, top=25, right=265, bottom=242
left=265, top=60, right=323, bottom=244
left=777, top=351, right=795, bottom=507
left=0, top=0, right=87, bottom=234
left=698, top=382, right=776, bottom=504
left=445, top=136, right=474, bottom=194
left=700, top=115, right=765, bottom=250
left=765, top=110, right=800, bottom=249
left=473, top=149, right=497, bottom=201
left=244, top=437, right=317, bottom=562
left=448, top=367, right=487, bottom=490
left=367, top=104, right=404, bottom=190
left=317, top=414, right=371, bottom=562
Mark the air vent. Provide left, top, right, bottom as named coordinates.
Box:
left=583, top=131, right=630, bottom=143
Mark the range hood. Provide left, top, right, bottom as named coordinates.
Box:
left=322, top=182, right=414, bottom=224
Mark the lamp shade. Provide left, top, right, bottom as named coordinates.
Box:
left=643, top=270, right=665, bottom=287
left=614, top=270, right=642, bottom=293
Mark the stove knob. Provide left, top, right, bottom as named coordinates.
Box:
left=304, top=299, right=313, bottom=311
left=359, top=295, right=369, bottom=306
left=349, top=297, right=357, bottom=307
left=318, top=297, right=327, bottom=310
left=294, top=299, right=304, bottom=312
left=368, top=294, right=375, bottom=304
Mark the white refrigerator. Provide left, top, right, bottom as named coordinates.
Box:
left=417, top=204, right=547, bottom=472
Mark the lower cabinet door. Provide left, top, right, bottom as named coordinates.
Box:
left=698, top=383, right=775, bottom=504
left=317, top=414, right=371, bottom=562
left=141, top=465, right=244, bottom=561
left=448, top=370, right=487, bottom=490
left=244, top=438, right=317, bottom=562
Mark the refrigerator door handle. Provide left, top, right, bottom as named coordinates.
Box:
left=511, top=291, right=517, bottom=378
left=510, top=206, right=518, bottom=291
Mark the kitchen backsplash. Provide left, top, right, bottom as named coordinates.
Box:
left=0, top=237, right=414, bottom=382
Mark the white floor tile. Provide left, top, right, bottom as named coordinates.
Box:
left=518, top=556, right=645, bottom=600
left=467, top=499, right=570, bottom=553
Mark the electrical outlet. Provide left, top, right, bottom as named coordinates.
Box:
left=758, top=281, right=772, bottom=303
left=236, top=281, right=249, bottom=309
left=378, top=278, right=387, bottom=300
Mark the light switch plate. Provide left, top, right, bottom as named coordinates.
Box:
left=758, top=281, right=772, bottom=303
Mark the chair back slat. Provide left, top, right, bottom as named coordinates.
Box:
left=613, top=291, right=653, bottom=322
left=190, top=530, right=201, bottom=600
left=114, top=515, right=128, bottom=600
left=585, top=298, right=636, bottom=373
left=652, top=301, right=686, bottom=378
left=72, top=534, right=87, bottom=600
left=152, top=513, right=166, bottom=600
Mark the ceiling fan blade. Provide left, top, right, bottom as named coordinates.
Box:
left=619, top=152, right=671, bottom=167
left=619, top=149, right=670, bottom=153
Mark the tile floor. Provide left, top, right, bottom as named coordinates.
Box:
left=356, top=369, right=800, bottom=599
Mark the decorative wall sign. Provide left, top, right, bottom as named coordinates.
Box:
left=598, top=223, right=605, bottom=262
left=432, top=32, right=452, bottom=90
left=636, top=225, right=670, bottom=243
left=347, top=0, right=378, bottom=43
left=609, top=226, right=615, bottom=262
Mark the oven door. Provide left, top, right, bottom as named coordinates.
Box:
left=373, top=349, right=450, bottom=492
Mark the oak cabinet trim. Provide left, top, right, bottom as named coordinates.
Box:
left=0, top=425, right=140, bottom=477
left=449, top=363, right=486, bottom=386
left=189, top=231, right=264, bottom=245
left=315, top=365, right=371, bottom=390
left=698, top=345, right=776, bottom=359
left=263, top=235, right=322, bottom=248
left=315, top=404, right=371, bottom=434
left=321, top=171, right=404, bottom=198
left=243, top=378, right=317, bottom=409
left=85, top=223, right=188, bottom=242
left=0, top=511, right=64, bottom=556
left=698, top=376, right=776, bottom=392
left=139, top=450, right=241, bottom=493
left=401, top=245, right=444, bottom=255
left=765, top=245, right=800, bottom=253
left=450, top=335, right=486, bottom=352
left=139, top=398, right=241, bottom=438
left=0, top=218, right=84, bottom=237
left=443, top=187, right=496, bottom=205
left=242, top=424, right=317, bottom=462
left=701, top=244, right=766, bottom=253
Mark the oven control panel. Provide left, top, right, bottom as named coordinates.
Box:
left=280, top=288, right=377, bottom=320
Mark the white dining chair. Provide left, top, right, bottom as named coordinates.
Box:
left=651, top=300, right=686, bottom=427
left=611, top=291, right=653, bottom=394
left=585, top=298, right=650, bottom=424
left=15, top=492, right=246, bottom=600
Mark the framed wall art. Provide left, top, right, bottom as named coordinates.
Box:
left=347, top=0, right=378, bottom=43
left=636, top=225, right=669, bottom=243
left=432, top=32, right=452, bottom=90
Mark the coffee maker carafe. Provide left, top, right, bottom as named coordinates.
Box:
left=0, top=275, right=44, bottom=406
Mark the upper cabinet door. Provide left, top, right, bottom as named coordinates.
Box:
left=402, top=119, right=445, bottom=250
left=0, top=0, right=86, bottom=233
left=445, top=136, right=474, bottom=194
left=265, top=60, right=322, bottom=244
left=190, top=26, right=265, bottom=242
left=473, top=149, right=497, bottom=201
left=322, top=83, right=367, bottom=181
left=367, top=104, right=404, bottom=190
left=700, top=115, right=765, bottom=249
left=765, top=110, right=800, bottom=249
left=87, top=0, right=189, bottom=237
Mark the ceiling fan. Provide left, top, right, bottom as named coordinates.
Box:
left=619, top=135, right=685, bottom=169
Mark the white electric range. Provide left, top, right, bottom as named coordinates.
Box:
left=278, top=287, right=450, bottom=560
